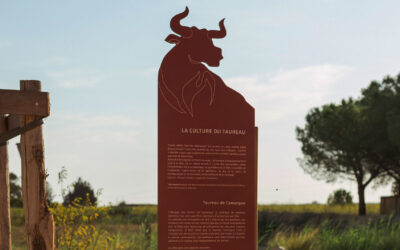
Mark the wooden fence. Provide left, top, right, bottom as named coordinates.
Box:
left=0, top=80, right=54, bottom=250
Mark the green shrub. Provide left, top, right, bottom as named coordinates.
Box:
left=327, top=189, right=353, bottom=205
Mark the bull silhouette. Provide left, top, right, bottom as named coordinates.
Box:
left=159, top=7, right=252, bottom=120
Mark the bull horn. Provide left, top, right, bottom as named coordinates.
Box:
left=170, top=7, right=193, bottom=38
left=208, top=18, right=226, bottom=39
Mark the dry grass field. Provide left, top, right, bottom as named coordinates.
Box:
left=10, top=203, right=400, bottom=250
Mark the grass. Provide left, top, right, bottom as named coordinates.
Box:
left=9, top=203, right=398, bottom=250
left=11, top=224, right=157, bottom=250
left=258, top=203, right=380, bottom=215
left=266, top=216, right=400, bottom=250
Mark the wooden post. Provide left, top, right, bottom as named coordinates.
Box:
left=0, top=114, right=11, bottom=250
left=20, top=80, right=55, bottom=250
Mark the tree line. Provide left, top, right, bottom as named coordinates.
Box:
left=9, top=169, right=97, bottom=207
left=297, top=73, right=400, bottom=215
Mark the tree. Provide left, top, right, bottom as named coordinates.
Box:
left=392, top=181, right=400, bottom=196
left=46, top=181, right=55, bottom=205
left=10, top=172, right=55, bottom=207
left=10, top=172, right=22, bottom=207
left=63, top=177, right=97, bottom=206
left=327, top=189, right=353, bottom=205
left=359, top=75, right=400, bottom=193
left=296, top=99, right=386, bottom=215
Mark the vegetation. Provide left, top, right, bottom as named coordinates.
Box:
left=12, top=203, right=399, bottom=250
left=296, top=99, right=386, bottom=215
left=47, top=181, right=55, bottom=205
left=258, top=204, right=379, bottom=215
left=9, top=172, right=54, bottom=207
left=327, top=189, right=353, bottom=205
left=50, top=195, right=114, bottom=249
left=9, top=172, right=22, bottom=208
left=257, top=204, right=381, bottom=246
left=266, top=216, right=400, bottom=250
left=296, top=73, right=400, bottom=215
left=359, top=75, right=400, bottom=196
left=11, top=203, right=157, bottom=249
left=393, top=181, right=400, bottom=196
left=63, top=177, right=98, bottom=206
left=107, top=202, right=157, bottom=225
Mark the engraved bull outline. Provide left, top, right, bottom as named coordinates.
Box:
left=158, top=7, right=226, bottom=117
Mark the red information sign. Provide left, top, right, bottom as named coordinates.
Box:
left=158, top=7, right=257, bottom=250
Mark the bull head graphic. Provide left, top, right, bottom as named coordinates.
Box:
left=159, top=7, right=226, bottom=117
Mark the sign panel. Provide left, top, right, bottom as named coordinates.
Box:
left=158, top=7, right=257, bottom=250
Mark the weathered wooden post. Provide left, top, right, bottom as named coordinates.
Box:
left=0, top=115, right=11, bottom=250
left=19, top=80, right=55, bottom=249
left=0, top=80, right=54, bottom=249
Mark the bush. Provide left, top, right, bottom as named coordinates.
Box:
left=51, top=194, right=116, bottom=249
left=10, top=172, right=22, bottom=207
left=109, top=201, right=132, bottom=216
left=327, top=189, right=353, bottom=205
left=63, top=177, right=97, bottom=206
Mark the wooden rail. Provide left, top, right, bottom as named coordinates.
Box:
left=0, top=89, right=49, bottom=116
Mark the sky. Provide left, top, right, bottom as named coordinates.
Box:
left=1, top=0, right=400, bottom=205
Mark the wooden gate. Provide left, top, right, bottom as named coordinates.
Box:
left=0, top=80, right=54, bottom=250
left=380, top=196, right=400, bottom=215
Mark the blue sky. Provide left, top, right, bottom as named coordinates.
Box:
left=1, top=1, right=400, bottom=204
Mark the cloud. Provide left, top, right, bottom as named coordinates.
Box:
left=46, top=66, right=157, bottom=89
left=42, top=113, right=156, bottom=204
left=47, top=69, right=104, bottom=89
left=41, top=57, right=69, bottom=67
left=0, top=41, right=11, bottom=48
left=53, top=114, right=137, bottom=128
left=226, top=64, right=354, bottom=123
left=47, top=114, right=139, bottom=146
left=137, top=67, right=158, bottom=77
